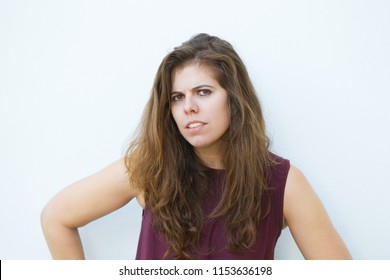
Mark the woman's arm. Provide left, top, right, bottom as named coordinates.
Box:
left=40, top=158, right=139, bottom=259
left=283, top=165, right=352, bottom=260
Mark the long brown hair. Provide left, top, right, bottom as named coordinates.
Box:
left=125, top=33, right=273, bottom=259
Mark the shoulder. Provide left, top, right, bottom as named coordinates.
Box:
left=285, top=164, right=307, bottom=190
left=267, top=152, right=290, bottom=189
left=283, top=164, right=316, bottom=214
left=284, top=164, right=319, bottom=208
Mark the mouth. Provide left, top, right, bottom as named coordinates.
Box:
left=185, top=121, right=207, bottom=129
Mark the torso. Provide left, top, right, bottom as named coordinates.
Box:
left=135, top=153, right=290, bottom=260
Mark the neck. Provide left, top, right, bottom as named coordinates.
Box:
left=195, top=147, right=224, bottom=170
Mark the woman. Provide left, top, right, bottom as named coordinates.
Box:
left=41, top=33, right=352, bottom=260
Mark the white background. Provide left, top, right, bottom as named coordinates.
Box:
left=1, top=0, right=389, bottom=260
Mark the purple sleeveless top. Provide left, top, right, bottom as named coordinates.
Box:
left=136, top=153, right=290, bottom=260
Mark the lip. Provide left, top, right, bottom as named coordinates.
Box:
left=185, top=120, right=207, bottom=129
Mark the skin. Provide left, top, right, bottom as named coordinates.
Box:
left=41, top=63, right=352, bottom=260
left=170, top=63, right=230, bottom=169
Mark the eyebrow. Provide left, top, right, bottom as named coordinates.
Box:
left=171, top=84, right=216, bottom=95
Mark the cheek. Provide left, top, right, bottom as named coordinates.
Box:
left=223, top=110, right=231, bottom=129
left=218, top=99, right=231, bottom=127
left=170, top=108, right=181, bottom=128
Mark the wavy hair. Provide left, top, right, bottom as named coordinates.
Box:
left=125, top=33, right=273, bottom=259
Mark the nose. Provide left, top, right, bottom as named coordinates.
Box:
left=183, top=95, right=199, bottom=114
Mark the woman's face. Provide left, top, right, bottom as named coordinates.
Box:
left=170, top=63, right=230, bottom=157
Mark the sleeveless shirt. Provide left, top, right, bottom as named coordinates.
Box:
left=135, top=153, right=290, bottom=260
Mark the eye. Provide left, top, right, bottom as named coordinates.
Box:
left=198, top=89, right=211, bottom=96
left=171, top=94, right=183, bottom=102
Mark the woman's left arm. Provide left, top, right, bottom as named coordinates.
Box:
left=283, top=164, right=352, bottom=259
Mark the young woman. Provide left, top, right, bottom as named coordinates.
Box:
left=41, top=33, right=352, bottom=260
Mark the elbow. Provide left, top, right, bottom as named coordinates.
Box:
left=40, top=202, right=56, bottom=235
left=40, top=200, right=70, bottom=235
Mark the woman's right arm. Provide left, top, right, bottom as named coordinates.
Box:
left=40, top=158, right=139, bottom=259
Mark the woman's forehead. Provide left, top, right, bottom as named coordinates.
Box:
left=171, top=63, right=220, bottom=91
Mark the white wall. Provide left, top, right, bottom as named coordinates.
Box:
left=1, top=0, right=389, bottom=260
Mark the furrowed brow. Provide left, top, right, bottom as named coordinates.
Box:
left=193, top=84, right=215, bottom=90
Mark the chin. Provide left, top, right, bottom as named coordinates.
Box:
left=190, top=141, right=218, bottom=151
left=189, top=142, right=208, bottom=148
left=184, top=136, right=221, bottom=151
